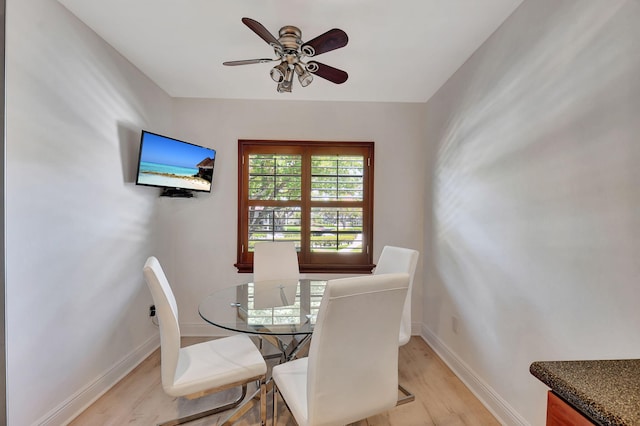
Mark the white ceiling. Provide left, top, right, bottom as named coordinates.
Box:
left=57, top=0, right=523, bottom=103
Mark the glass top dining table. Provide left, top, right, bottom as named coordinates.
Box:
left=198, top=279, right=328, bottom=337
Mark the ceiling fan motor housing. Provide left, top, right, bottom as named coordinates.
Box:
left=278, top=26, right=303, bottom=51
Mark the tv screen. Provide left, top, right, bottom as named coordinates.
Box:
left=135, top=130, right=216, bottom=195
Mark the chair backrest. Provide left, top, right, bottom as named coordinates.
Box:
left=143, top=256, right=181, bottom=393
left=374, top=246, right=419, bottom=346
left=306, top=273, right=409, bottom=425
left=253, top=241, right=299, bottom=284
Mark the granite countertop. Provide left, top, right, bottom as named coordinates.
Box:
left=530, top=359, right=640, bottom=426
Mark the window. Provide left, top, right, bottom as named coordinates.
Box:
left=236, top=140, right=374, bottom=273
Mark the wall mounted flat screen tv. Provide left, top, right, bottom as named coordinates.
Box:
left=135, top=130, right=216, bottom=197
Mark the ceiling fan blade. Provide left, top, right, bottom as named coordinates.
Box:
left=302, top=29, right=348, bottom=57
left=223, top=58, right=277, bottom=66
left=242, top=17, right=282, bottom=48
left=307, top=61, right=348, bottom=84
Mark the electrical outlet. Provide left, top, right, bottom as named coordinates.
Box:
left=149, top=305, right=156, bottom=317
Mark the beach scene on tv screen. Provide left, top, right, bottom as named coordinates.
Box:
left=138, top=133, right=215, bottom=191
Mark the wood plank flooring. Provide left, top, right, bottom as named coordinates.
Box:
left=69, top=337, right=499, bottom=426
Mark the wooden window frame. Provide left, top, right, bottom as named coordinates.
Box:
left=235, top=140, right=375, bottom=274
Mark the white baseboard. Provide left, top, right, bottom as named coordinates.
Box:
left=39, top=323, right=229, bottom=425
left=37, top=334, right=160, bottom=426
left=39, top=323, right=524, bottom=426
left=420, top=325, right=528, bottom=426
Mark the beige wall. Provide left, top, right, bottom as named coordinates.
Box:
left=423, top=1, right=640, bottom=424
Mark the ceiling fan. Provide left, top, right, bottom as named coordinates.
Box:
left=223, top=18, right=349, bottom=93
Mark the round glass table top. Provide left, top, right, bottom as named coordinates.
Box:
left=198, top=279, right=327, bottom=336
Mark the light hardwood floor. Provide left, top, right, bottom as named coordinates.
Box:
left=70, top=337, right=499, bottom=425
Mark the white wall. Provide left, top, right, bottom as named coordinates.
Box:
left=5, top=0, right=173, bottom=424
left=164, top=98, right=429, bottom=335
left=19, top=0, right=637, bottom=424
left=5, top=2, right=430, bottom=422
left=423, top=0, right=640, bottom=425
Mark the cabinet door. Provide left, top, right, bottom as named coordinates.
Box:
left=547, top=392, right=595, bottom=426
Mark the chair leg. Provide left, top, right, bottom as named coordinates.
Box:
left=272, top=383, right=297, bottom=426
left=158, top=384, right=248, bottom=426
left=260, top=379, right=267, bottom=426
left=220, top=381, right=267, bottom=426
left=397, top=383, right=415, bottom=405
left=272, top=384, right=278, bottom=426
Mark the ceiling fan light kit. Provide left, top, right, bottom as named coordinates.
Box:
left=224, top=18, right=349, bottom=93
left=270, top=62, right=288, bottom=83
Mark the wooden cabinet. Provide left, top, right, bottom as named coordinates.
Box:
left=546, top=392, right=595, bottom=426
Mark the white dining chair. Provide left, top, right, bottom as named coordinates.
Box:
left=143, top=256, right=267, bottom=426
left=253, top=241, right=299, bottom=284
left=271, top=273, right=410, bottom=426
left=253, top=241, right=300, bottom=356
left=252, top=241, right=299, bottom=310
left=374, top=245, right=419, bottom=403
